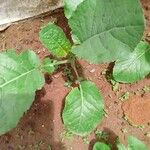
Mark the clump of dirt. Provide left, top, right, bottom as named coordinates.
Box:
left=122, top=96, right=150, bottom=126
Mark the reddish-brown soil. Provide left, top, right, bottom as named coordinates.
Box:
left=0, top=0, right=150, bottom=150
left=122, top=96, right=150, bottom=126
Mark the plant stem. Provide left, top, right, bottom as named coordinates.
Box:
left=71, top=59, right=80, bottom=81
left=55, top=59, right=71, bottom=65
left=40, top=59, right=71, bottom=70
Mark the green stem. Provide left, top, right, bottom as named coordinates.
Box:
left=40, top=59, right=71, bottom=71
left=55, top=59, right=71, bottom=65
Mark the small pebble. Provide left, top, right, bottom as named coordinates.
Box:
left=37, top=50, right=41, bottom=54
left=90, top=69, right=95, bottom=73
left=54, top=74, right=60, bottom=78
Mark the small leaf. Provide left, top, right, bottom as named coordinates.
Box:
left=119, top=92, right=130, bottom=101
left=42, top=58, right=57, bottom=74
left=95, top=130, right=109, bottom=141
left=62, top=81, right=104, bottom=136
left=0, top=50, right=44, bottom=135
left=128, top=136, right=148, bottom=150
left=93, top=142, right=111, bottom=150
left=69, top=0, right=145, bottom=63
left=143, top=86, right=150, bottom=93
left=39, top=23, right=71, bottom=58
left=113, top=41, right=150, bottom=83
left=64, top=0, right=84, bottom=19
left=110, top=79, right=119, bottom=92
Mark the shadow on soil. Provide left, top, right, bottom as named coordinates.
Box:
left=0, top=86, right=67, bottom=150
left=89, top=128, right=118, bottom=150
left=33, top=83, right=67, bottom=150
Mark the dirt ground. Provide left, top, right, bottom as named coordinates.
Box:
left=0, top=0, right=150, bottom=150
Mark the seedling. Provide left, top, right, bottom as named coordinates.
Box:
left=143, top=86, right=150, bottom=93
left=110, top=79, right=120, bottom=92
left=60, top=130, right=74, bottom=141
left=0, top=1, right=149, bottom=148
left=35, top=140, right=45, bottom=149
left=119, top=92, right=130, bottom=101
left=121, top=128, right=128, bottom=134
left=0, top=23, right=104, bottom=137
left=137, top=125, right=145, bottom=131
left=82, top=137, right=90, bottom=145
left=101, top=69, right=107, bottom=75
left=93, top=136, right=149, bottom=150
left=28, top=128, right=35, bottom=135
left=95, top=130, right=109, bottom=141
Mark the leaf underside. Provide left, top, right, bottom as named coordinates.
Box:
left=62, top=81, right=104, bottom=136
left=69, top=0, right=145, bottom=63
left=39, top=23, right=71, bottom=58
left=113, top=41, right=150, bottom=83
left=0, top=50, right=44, bottom=135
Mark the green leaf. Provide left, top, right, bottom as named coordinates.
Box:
left=69, top=0, right=145, bottom=63
left=39, top=23, right=71, bottom=58
left=0, top=50, right=44, bottom=135
left=128, top=136, right=148, bottom=150
left=117, top=143, right=127, bottom=150
left=64, top=0, right=84, bottom=19
left=62, top=81, right=104, bottom=136
left=42, top=58, right=57, bottom=74
left=93, top=142, right=111, bottom=150
left=113, top=41, right=150, bottom=83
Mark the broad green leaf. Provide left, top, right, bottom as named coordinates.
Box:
left=93, top=142, right=110, bottom=150
left=39, top=23, right=71, bottom=58
left=128, top=136, right=148, bottom=150
left=70, top=0, right=145, bottom=63
left=0, top=50, right=44, bottom=135
left=113, top=41, right=150, bottom=83
left=64, top=0, right=84, bottom=19
left=42, top=58, right=57, bottom=74
left=62, top=81, right=104, bottom=136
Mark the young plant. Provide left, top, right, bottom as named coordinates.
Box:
left=0, top=0, right=149, bottom=141
left=39, top=23, right=105, bottom=136
left=93, top=136, right=149, bottom=150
